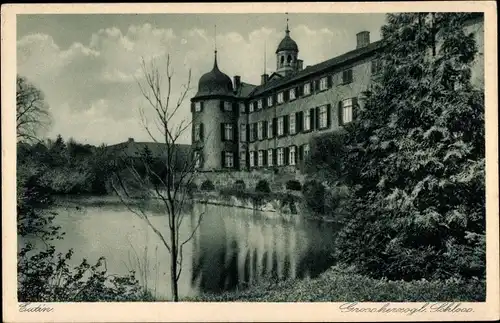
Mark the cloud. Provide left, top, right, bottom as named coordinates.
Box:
left=17, top=22, right=361, bottom=145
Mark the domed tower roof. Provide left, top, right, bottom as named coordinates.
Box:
left=276, top=25, right=299, bottom=53
left=195, top=51, right=234, bottom=97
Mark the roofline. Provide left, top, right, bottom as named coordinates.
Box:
left=249, top=40, right=385, bottom=97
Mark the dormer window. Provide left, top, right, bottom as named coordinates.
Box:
left=257, top=100, right=263, bottom=110
left=289, top=88, right=296, bottom=100
left=319, top=77, right=328, bottom=91
left=249, top=102, right=254, bottom=113
left=239, top=103, right=246, bottom=114
left=224, top=101, right=232, bottom=111
left=195, top=102, right=202, bottom=112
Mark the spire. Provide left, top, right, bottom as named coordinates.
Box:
left=285, top=12, right=290, bottom=35
left=213, top=24, right=219, bottom=70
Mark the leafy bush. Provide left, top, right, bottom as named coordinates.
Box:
left=234, top=180, right=246, bottom=191
left=200, top=180, right=215, bottom=191
left=255, top=180, right=271, bottom=194
left=302, top=180, right=325, bottom=214
left=285, top=180, right=302, bottom=191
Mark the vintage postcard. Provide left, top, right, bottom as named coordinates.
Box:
left=2, top=1, right=499, bottom=322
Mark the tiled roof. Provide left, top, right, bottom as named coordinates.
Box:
left=250, top=40, right=384, bottom=97
left=236, top=82, right=258, bottom=98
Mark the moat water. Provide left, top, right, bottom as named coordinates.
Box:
left=24, top=201, right=337, bottom=300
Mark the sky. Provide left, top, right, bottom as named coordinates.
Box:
left=17, top=13, right=387, bottom=145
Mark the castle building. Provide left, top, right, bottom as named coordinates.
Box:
left=190, top=14, right=484, bottom=173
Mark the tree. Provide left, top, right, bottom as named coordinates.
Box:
left=16, top=75, right=52, bottom=142
left=330, top=13, right=485, bottom=281
left=110, top=54, right=204, bottom=301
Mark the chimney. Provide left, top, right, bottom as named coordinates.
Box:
left=261, top=73, right=269, bottom=85
left=356, top=31, right=370, bottom=49
left=233, top=75, right=241, bottom=90
left=297, top=59, right=304, bottom=71
left=127, top=138, right=134, bottom=143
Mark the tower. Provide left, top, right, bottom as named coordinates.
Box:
left=190, top=49, right=238, bottom=171
left=276, top=14, right=300, bottom=77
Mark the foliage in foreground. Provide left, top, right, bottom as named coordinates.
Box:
left=190, top=265, right=485, bottom=302
left=17, top=151, right=146, bottom=302
left=307, top=13, right=485, bottom=281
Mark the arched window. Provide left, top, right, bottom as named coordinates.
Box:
left=287, top=55, right=292, bottom=64
left=280, top=55, right=285, bottom=66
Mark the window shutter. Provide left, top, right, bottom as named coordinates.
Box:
left=253, top=123, right=257, bottom=141
left=263, top=98, right=267, bottom=109
left=233, top=123, right=237, bottom=142
left=284, top=115, right=289, bottom=135
left=221, top=151, right=225, bottom=168
left=254, top=101, right=258, bottom=111
left=263, top=121, right=268, bottom=138
left=284, top=90, right=289, bottom=102
left=352, top=97, right=359, bottom=121
left=314, top=79, right=320, bottom=92
left=294, top=145, right=298, bottom=164
left=338, top=101, right=343, bottom=126
left=328, top=75, right=333, bottom=88
left=246, top=151, right=250, bottom=168
left=220, top=100, right=224, bottom=111
left=327, top=104, right=332, bottom=128
left=284, top=147, right=290, bottom=165
left=309, top=108, right=315, bottom=130
left=272, top=118, right=277, bottom=137
left=221, top=123, right=225, bottom=141
left=201, top=101, right=204, bottom=112
left=315, top=107, right=320, bottom=130
left=190, top=102, right=195, bottom=112
left=296, top=86, right=301, bottom=97
left=200, top=123, right=204, bottom=141
left=299, top=145, right=304, bottom=161
left=263, top=150, right=268, bottom=166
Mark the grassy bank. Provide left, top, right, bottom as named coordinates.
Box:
left=187, top=265, right=485, bottom=302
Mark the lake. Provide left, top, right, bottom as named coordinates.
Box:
left=28, top=201, right=337, bottom=300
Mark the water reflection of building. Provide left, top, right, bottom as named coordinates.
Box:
left=189, top=206, right=315, bottom=293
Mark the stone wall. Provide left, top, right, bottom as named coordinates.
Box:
left=193, top=168, right=306, bottom=192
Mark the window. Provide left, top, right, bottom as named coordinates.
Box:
left=240, top=103, right=246, bottom=114
left=267, top=96, right=273, bottom=107
left=277, top=92, right=284, bottom=104
left=303, top=110, right=311, bottom=131
left=249, top=102, right=254, bottom=113
left=194, top=124, right=201, bottom=141
left=224, top=123, right=233, bottom=141
left=257, top=121, right=264, bottom=140
left=195, top=102, right=202, bottom=112
left=319, top=105, right=328, bottom=129
left=342, top=98, right=353, bottom=124
left=194, top=151, right=201, bottom=168
left=303, top=144, right=310, bottom=158
left=319, top=77, right=328, bottom=90
left=371, top=59, right=382, bottom=75
left=249, top=123, right=256, bottom=142
left=267, top=120, right=273, bottom=139
left=225, top=152, right=234, bottom=168
left=240, top=124, right=247, bottom=142
left=249, top=151, right=255, bottom=167
left=278, top=117, right=284, bottom=136
left=277, top=148, right=285, bottom=166
left=303, top=83, right=311, bottom=96
left=240, top=152, right=246, bottom=168
left=224, top=101, right=232, bottom=111
left=258, top=151, right=264, bottom=167
left=289, top=146, right=296, bottom=166
left=290, top=113, right=296, bottom=134
left=342, top=69, right=353, bottom=84
left=257, top=99, right=263, bottom=110
left=267, top=149, right=273, bottom=166
left=289, top=88, right=296, bottom=100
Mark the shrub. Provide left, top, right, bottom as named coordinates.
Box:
left=255, top=180, right=271, bottom=194
left=285, top=180, right=302, bottom=191
left=234, top=180, right=246, bottom=191
left=200, top=180, right=215, bottom=191
left=302, top=180, right=325, bottom=214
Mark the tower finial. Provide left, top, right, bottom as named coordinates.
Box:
left=285, top=12, right=290, bottom=35
left=214, top=24, right=217, bottom=53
